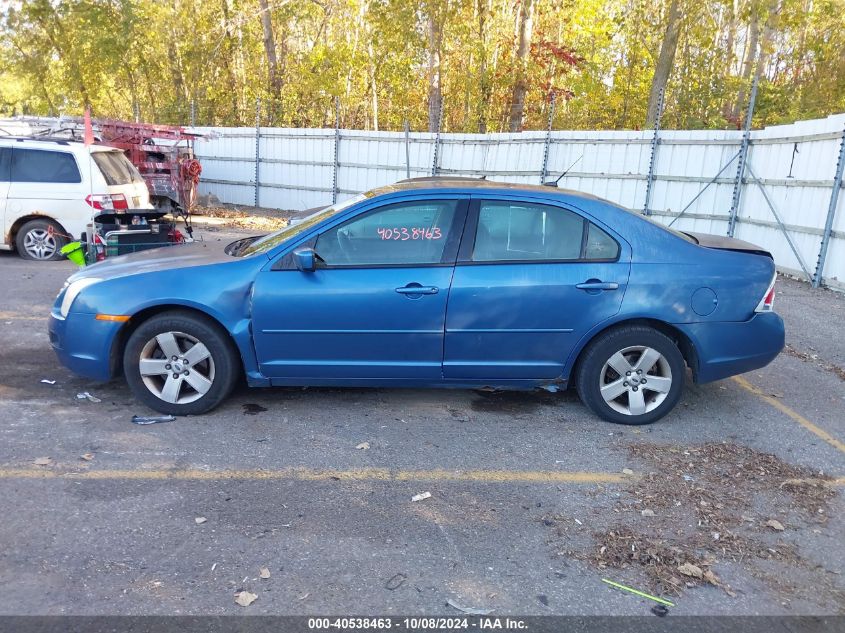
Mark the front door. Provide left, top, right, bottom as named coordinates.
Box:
left=252, top=197, right=468, bottom=381
left=443, top=197, right=631, bottom=380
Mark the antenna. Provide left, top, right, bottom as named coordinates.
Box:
left=543, top=152, right=583, bottom=187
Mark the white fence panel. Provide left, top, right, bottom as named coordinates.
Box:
left=192, top=114, right=845, bottom=289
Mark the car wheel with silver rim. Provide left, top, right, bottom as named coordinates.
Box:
left=15, top=219, right=67, bottom=261
left=124, top=311, right=240, bottom=415
left=576, top=325, right=685, bottom=425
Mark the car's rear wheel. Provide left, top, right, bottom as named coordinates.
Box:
left=576, top=325, right=685, bottom=425
left=123, top=311, right=239, bottom=415
left=15, top=219, right=67, bottom=261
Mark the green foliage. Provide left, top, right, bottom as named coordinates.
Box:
left=0, top=0, right=843, bottom=130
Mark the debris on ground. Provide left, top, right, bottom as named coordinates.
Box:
left=601, top=578, right=675, bottom=607
left=544, top=442, right=837, bottom=602
left=195, top=517, right=207, bottom=524
left=411, top=491, right=432, bottom=502
left=131, top=414, right=176, bottom=425
left=76, top=392, right=101, bottom=403
left=446, top=598, right=493, bottom=615
left=242, top=403, right=268, bottom=415
left=80, top=453, right=94, bottom=461
left=234, top=591, right=257, bottom=607
left=384, top=573, right=407, bottom=590
left=356, top=441, right=370, bottom=450
left=194, top=205, right=290, bottom=232
left=651, top=604, right=669, bottom=616
left=259, top=567, right=271, bottom=579
left=33, top=457, right=52, bottom=466
left=783, top=344, right=845, bottom=381
left=40, top=379, right=56, bottom=385
left=622, top=468, right=634, bottom=475
left=765, top=519, right=786, bottom=531
left=641, top=509, right=655, bottom=517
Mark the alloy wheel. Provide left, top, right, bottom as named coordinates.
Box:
left=599, top=345, right=673, bottom=416
left=23, top=228, right=58, bottom=260
left=139, top=331, right=215, bottom=404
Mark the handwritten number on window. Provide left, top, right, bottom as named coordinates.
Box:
left=376, top=227, right=442, bottom=241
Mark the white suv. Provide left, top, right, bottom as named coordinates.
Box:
left=0, top=137, right=150, bottom=260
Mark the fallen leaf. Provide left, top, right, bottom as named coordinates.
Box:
left=765, top=519, right=785, bottom=531
left=259, top=567, right=271, bottom=579
left=33, top=457, right=52, bottom=466
left=356, top=441, right=370, bottom=450
left=234, top=591, right=257, bottom=607
left=195, top=517, right=207, bottom=524
left=703, top=570, right=721, bottom=586
left=80, top=453, right=95, bottom=461
left=678, top=563, right=704, bottom=579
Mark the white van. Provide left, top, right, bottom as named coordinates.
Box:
left=0, top=137, right=150, bottom=260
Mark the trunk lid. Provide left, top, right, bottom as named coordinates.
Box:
left=684, top=232, right=772, bottom=258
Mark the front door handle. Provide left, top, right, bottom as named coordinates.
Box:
left=576, top=280, right=619, bottom=291
left=395, top=284, right=439, bottom=295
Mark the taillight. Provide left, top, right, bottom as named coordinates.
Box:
left=754, top=273, right=777, bottom=312
left=85, top=194, right=128, bottom=211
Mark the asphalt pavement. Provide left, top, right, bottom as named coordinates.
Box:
left=0, top=227, right=842, bottom=617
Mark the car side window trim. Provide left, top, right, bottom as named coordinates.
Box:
left=273, top=198, right=470, bottom=271
left=458, top=198, right=621, bottom=265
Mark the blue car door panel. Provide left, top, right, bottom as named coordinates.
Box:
left=443, top=198, right=631, bottom=380
left=252, top=198, right=468, bottom=380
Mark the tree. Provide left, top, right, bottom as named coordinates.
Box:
left=645, top=0, right=683, bottom=127
left=508, top=0, right=535, bottom=132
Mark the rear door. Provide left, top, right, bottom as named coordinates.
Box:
left=252, top=196, right=468, bottom=381
left=443, top=196, right=631, bottom=380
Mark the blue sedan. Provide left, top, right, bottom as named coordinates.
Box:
left=49, top=179, right=784, bottom=425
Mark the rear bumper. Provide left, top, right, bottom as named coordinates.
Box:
left=676, top=312, right=785, bottom=383
left=49, top=310, right=122, bottom=382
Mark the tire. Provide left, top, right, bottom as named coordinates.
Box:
left=575, top=325, right=685, bottom=425
left=15, top=219, right=68, bottom=261
left=123, top=311, right=240, bottom=415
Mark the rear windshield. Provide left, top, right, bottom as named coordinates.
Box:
left=92, top=151, right=144, bottom=185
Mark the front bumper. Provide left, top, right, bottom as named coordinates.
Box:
left=49, top=310, right=123, bottom=382
left=677, top=312, right=785, bottom=383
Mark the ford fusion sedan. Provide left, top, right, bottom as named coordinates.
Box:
left=49, top=179, right=784, bottom=425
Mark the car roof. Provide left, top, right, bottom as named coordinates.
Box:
left=0, top=136, right=117, bottom=153
left=374, top=176, right=613, bottom=205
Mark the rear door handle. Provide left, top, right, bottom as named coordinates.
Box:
left=576, top=281, right=619, bottom=291
left=395, top=285, right=439, bottom=295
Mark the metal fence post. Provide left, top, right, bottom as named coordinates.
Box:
left=254, top=97, right=261, bottom=208
left=404, top=120, right=411, bottom=180
left=643, top=87, right=664, bottom=215
left=540, top=92, right=557, bottom=184
left=332, top=97, right=340, bottom=205
left=812, top=123, right=845, bottom=288
left=727, top=73, right=759, bottom=237
left=431, top=100, right=443, bottom=177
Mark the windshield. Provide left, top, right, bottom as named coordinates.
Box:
left=237, top=194, right=369, bottom=257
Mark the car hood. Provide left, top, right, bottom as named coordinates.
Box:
left=67, top=243, right=242, bottom=283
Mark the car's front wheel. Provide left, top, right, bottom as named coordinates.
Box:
left=124, top=311, right=240, bottom=415
left=575, top=325, right=685, bottom=425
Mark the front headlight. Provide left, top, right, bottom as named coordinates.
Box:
left=60, top=278, right=101, bottom=317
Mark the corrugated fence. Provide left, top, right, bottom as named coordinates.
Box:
left=192, top=113, right=845, bottom=290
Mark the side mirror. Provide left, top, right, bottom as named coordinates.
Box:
left=293, top=247, right=317, bottom=272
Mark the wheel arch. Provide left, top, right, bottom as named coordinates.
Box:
left=567, top=317, right=699, bottom=383
left=109, top=304, right=248, bottom=380
left=8, top=214, right=70, bottom=247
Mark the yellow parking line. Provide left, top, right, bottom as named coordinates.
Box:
left=733, top=375, right=845, bottom=455
left=0, top=467, right=632, bottom=484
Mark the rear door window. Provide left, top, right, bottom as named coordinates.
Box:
left=92, top=151, right=144, bottom=185
left=11, top=148, right=81, bottom=183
